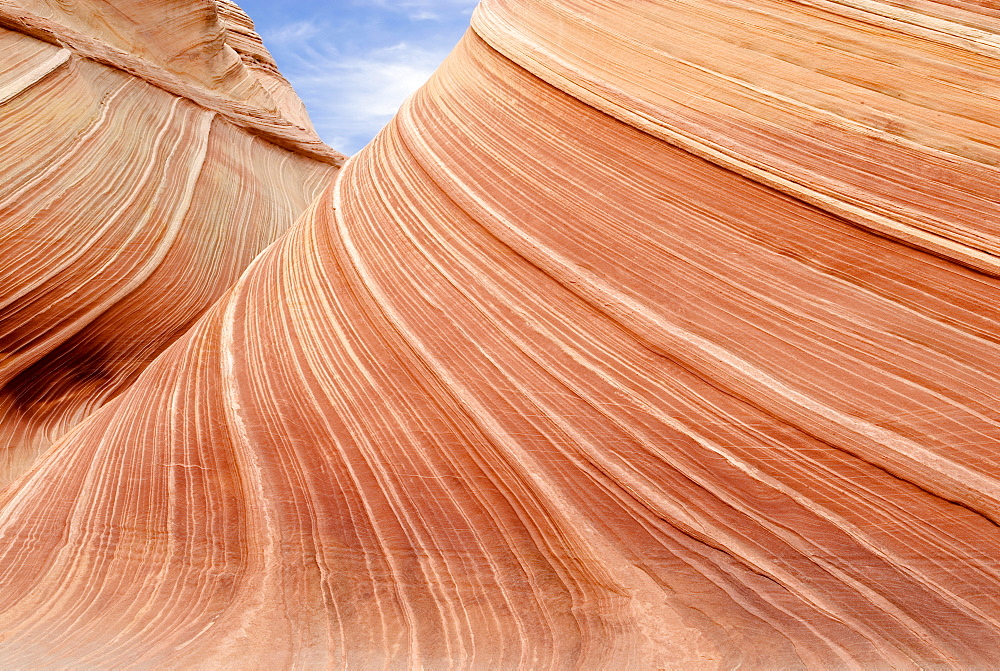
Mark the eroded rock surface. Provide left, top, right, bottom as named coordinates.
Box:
left=0, top=0, right=999, bottom=668
left=0, top=0, right=340, bottom=484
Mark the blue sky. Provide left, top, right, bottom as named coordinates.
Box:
left=236, top=0, right=479, bottom=154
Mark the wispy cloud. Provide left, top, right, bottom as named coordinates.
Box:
left=281, top=39, right=444, bottom=152
left=264, top=20, right=322, bottom=45
left=357, top=0, right=477, bottom=22
left=252, top=1, right=477, bottom=154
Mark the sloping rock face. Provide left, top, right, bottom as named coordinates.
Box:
left=1, top=0, right=999, bottom=668
left=0, top=1, right=341, bottom=485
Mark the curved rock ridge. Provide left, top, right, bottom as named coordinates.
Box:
left=0, top=0, right=342, bottom=162
left=473, top=0, right=1000, bottom=275
left=1, top=0, right=1000, bottom=668
left=0, top=5, right=338, bottom=486
left=213, top=0, right=316, bottom=132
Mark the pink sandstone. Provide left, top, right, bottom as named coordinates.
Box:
left=0, top=0, right=998, bottom=667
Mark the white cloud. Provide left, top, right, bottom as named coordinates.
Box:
left=356, top=0, right=477, bottom=22
left=269, top=36, right=446, bottom=154
left=264, top=21, right=321, bottom=45
left=312, top=45, right=439, bottom=118
left=258, top=3, right=478, bottom=154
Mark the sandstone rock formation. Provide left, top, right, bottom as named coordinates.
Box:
left=0, top=0, right=341, bottom=486
left=1, top=0, right=999, bottom=668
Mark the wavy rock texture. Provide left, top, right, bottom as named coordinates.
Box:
left=0, top=3, right=340, bottom=486
left=1, top=0, right=1000, bottom=668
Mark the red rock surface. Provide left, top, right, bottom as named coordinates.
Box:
left=1, top=0, right=999, bottom=667
left=0, top=2, right=340, bottom=484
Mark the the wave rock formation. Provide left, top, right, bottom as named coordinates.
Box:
left=1, top=0, right=999, bottom=668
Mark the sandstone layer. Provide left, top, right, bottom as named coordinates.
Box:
left=0, top=0, right=999, bottom=668
left=0, top=0, right=341, bottom=485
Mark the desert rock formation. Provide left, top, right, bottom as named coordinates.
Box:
left=0, top=0, right=341, bottom=486
left=0, top=0, right=999, bottom=668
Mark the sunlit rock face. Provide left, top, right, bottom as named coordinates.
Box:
left=1, top=0, right=1000, bottom=668
left=0, top=1, right=341, bottom=485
